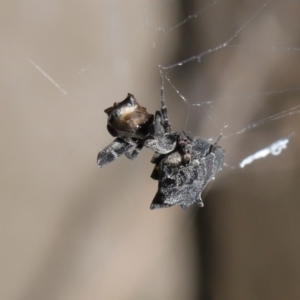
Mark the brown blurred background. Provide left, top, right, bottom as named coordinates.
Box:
left=1, top=1, right=300, bottom=300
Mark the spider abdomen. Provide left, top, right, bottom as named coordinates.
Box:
left=150, top=137, right=224, bottom=210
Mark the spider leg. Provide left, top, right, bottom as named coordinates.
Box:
left=214, top=134, right=223, bottom=146
left=159, top=71, right=172, bottom=133
left=97, top=138, right=133, bottom=167
left=125, top=141, right=144, bottom=160
left=209, top=134, right=223, bottom=153
left=178, top=132, right=193, bottom=165
left=123, top=137, right=138, bottom=146
left=144, top=133, right=177, bottom=154
left=153, top=111, right=165, bottom=137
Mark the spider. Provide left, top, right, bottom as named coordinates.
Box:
left=97, top=88, right=224, bottom=210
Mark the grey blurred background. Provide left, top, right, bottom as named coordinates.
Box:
left=1, top=0, right=300, bottom=300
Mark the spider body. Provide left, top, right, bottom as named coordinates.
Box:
left=97, top=90, right=224, bottom=210
left=150, top=136, right=224, bottom=210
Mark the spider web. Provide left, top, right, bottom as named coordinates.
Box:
left=143, top=0, right=300, bottom=169
left=3, top=2, right=300, bottom=299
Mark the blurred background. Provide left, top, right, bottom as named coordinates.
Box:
left=1, top=0, right=300, bottom=299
